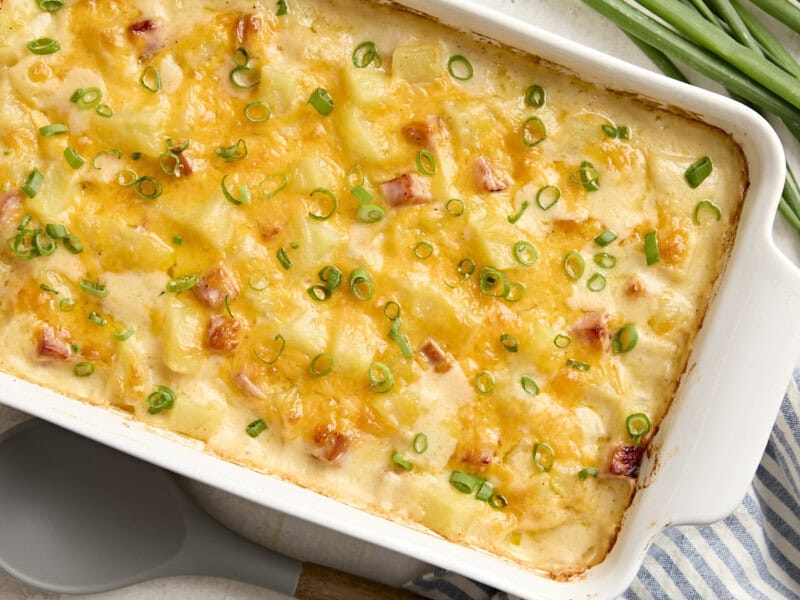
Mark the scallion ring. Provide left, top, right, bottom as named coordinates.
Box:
left=594, top=229, right=617, bottom=247
left=95, top=104, right=113, bottom=118
left=535, top=185, right=560, bottom=210
left=233, top=47, right=250, bottom=68
left=368, top=361, right=394, bottom=393
left=64, top=235, right=83, bottom=254
left=475, top=481, right=493, bottom=501
left=685, top=156, right=713, bottom=188
left=45, top=222, right=68, bottom=238
left=447, top=55, right=474, bottom=81
left=39, top=124, right=68, bottom=136
left=37, top=0, right=63, bottom=11
left=457, top=258, right=476, bottom=277
left=79, top=278, right=107, bottom=298
left=248, top=271, right=269, bottom=291
left=63, top=147, right=85, bottom=169
left=146, top=385, right=175, bottom=415
left=22, top=168, right=43, bottom=199
left=347, top=164, right=365, bottom=187
left=416, top=150, right=436, bottom=176
left=254, top=334, right=285, bottom=364
left=512, top=241, right=538, bottom=266
left=525, top=84, right=546, bottom=107
left=307, top=284, right=332, bottom=302
left=276, top=0, right=288, bottom=15
left=221, top=174, right=251, bottom=206
left=246, top=419, right=267, bottom=438
left=644, top=230, right=660, bottom=266
left=594, top=252, right=617, bottom=269
left=309, top=353, right=334, bottom=377
left=33, top=229, right=56, bottom=256
left=27, top=37, right=60, bottom=55
left=72, top=87, right=102, bottom=109
left=563, top=251, right=585, bottom=280
left=578, top=467, right=599, bottom=480
left=413, top=433, right=428, bottom=454
left=356, top=203, right=384, bottom=223
left=244, top=101, right=271, bottom=122
left=613, top=323, right=639, bottom=354
left=445, top=198, right=464, bottom=216
left=587, top=273, right=606, bottom=292
left=230, top=66, right=260, bottom=88
left=133, top=176, right=162, bottom=200
left=140, top=66, right=161, bottom=92
left=500, top=333, right=519, bottom=353
left=626, top=413, right=651, bottom=445
left=449, top=470, right=484, bottom=494
left=350, top=185, right=372, bottom=204
left=388, top=319, right=413, bottom=358
left=114, top=328, right=135, bottom=342
left=349, top=269, right=373, bottom=301
left=694, top=200, right=722, bottom=225
left=520, top=376, right=539, bottom=396
left=308, top=87, right=334, bottom=116
left=508, top=200, right=529, bottom=224
left=260, top=173, right=288, bottom=199
left=276, top=247, right=291, bottom=270
left=532, top=442, right=554, bottom=472
left=391, top=452, right=412, bottom=471
left=166, top=274, right=198, bottom=293
left=59, top=298, right=75, bottom=312
left=475, top=370, right=495, bottom=394
left=318, top=265, right=342, bottom=292
left=505, top=281, right=526, bottom=303
left=521, top=116, right=546, bottom=148
left=383, top=301, right=401, bottom=321
left=74, top=362, right=94, bottom=377
left=88, top=312, right=107, bottom=326
left=116, top=169, right=138, bottom=187
left=308, top=188, right=337, bottom=221
left=352, top=41, right=381, bottom=68
left=413, top=241, right=434, bottom=259
left=566, top=358, right=590, bottom=371
left=554, top=334, right=571, bottom=348
left=570, top=161, right=600, bottom=192
left=92, top=149, right=121, bottom=169
left=489, top=493, right=508, bottom=509
left=215, top=139, right=248, bottom=163
left=479, top=266, right=510, bottom=298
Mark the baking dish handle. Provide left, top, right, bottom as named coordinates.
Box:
left=662, top=249, right=800, bottom=526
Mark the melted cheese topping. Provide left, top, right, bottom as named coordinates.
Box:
left=0, top=0, right=746, bottom=575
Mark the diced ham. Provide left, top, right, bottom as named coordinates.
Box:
left=234, top=15, right=262, bottom=45
left=193, top=265, right=240, bottom=309
left=0, top=190, right=22, bottom=225
left=474, top=157, right=509, bottom=192
left=570, top=311, right=612, bottom=352
left=380, top=174, right=432, bottom=207
left=401, top=115, right=450, bottom=150
left=206, top=315, right=241, bottom=351
left=626, top=276, right=646, bottom=297
left=37, top=324, right=71, bottom=360
left=128, top=19, right=166, bottom=60
left=419, top=338, right=453, bottom=373
left=312, top=425, right=350, bottom=463
left=402, top=122, right=430, bottom=147
left=233, top=371, right=267, bottom=400
left=609, top=444, right=645, bottom=478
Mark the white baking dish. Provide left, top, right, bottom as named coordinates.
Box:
left=3, top=2, right=800, bottom=599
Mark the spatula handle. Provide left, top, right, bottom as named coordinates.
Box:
left=296, top=563, right=422, bottom=600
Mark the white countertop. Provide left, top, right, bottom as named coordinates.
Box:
left=2, top=1, right=799, bottom=598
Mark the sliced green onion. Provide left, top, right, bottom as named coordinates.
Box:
left=22, top=168, right=43, bottom=199
left=74, top=362, right=95, bottom=377
left=500, top=334, right=519, bottom=353
left=92, top=149, right=121, bottom=169
left=536, top=185, right=560, bottom=210
left=37, top=0, right=64, bottom=11
left=318, top=265, right=342, bottom=292
left=248, top=271, right=269, bottom=291
left=446, top=198, right=464, bottom=216
left=221, top=174, right=251, bottom=206
left=578, top=467, right=599, bottom=480
left=368, top=361, right=393, bottom=393
left=276, top=0, right=288, bottom=15
left=356, top=204, right=384, bottom=223
left=224, top=294, right=234, bottom=318
left=694, top=200, right=722, bottom=224
left=626, top=412, right=651, bottom=445
left=566, top=358, right=590, bottom=371
left=353, top=42, right=381, bottom=68
left=132, top=176, right=162, bottom=200
left=563, top=251, right=585, bottom=280
left=166, top=274, right=198, bottom=293
left=215, top=139, right=248, bottom=163
left=260, top=173, right=288, bottom=199
left=613, top=323, right=639, bottom=354
left=309, top=88, right=334, bottom=115
left=449, top=470, right=484, bottom=494
left=347, top=164, right=365, bottom=187
left=140, top=66, right=161, bottom=92
left=309, top=353, right=334, bottom=377
left=508, top=200, right=530, bottom=224
left=71, top=87, right=102, bottom=109
left=479, top=266, right=510, bottom=297
left=114, top=328, right=135, bottom=341
left=39, top=124, right=68, bottom=136
left=475, top=481, right=494, bottom=501
left=307, top=284, right=331, bottom=302
left=520, top=376, right=539, bottom=396
left=230, top=65, right=260, bottom=88
left=388, top=319, right=413, bottom=358
left=554, top=334, right=571, bottom=348
left=254, top=334, right=285, bottom=364
left=27, top=37, right=60, bottom=54
left=350, top=185, right=372, bottom=204
left=521, top=116, right=547, bottom=147
left=95, top=104, right=113, bottom=118
left=349, top=269, right=373, bottom=300
left=413, top=433, right=428, bottom=454
left=602, top=123, right=618, bottom=138
left=594, top=252, right=617, bottom=269
left=63, top=147, right=85, bottom=169
left=146, top=385, right=175, bottom=415
left=391, top=452, right=413, bottom=471
left=383, top=301, right=401, bottom=321
left=244, top=101, right=271, bottom=122
left=644, top=230, right=660, bottom=265
left=447, top=55, right=474, bottom=80
left=167, top=138, right=189, bottom=153
left=308, top=188, right=337, bottom=220
left=416, top=150, right=437, bottom=176
left=570, top=161, right=600, bottom=192
left=413, top=241, right=434, bottom=259
left=88, top=311, right=107, bottom=326
left=245, top=419, right=267, bottom=438
left=475, top=370, right=495, bottom=393
left=172, top=236, right=182, bottom=246
left=512, top=241, right=538, bottom=266
left=587, top=273, right=606, bottom=292
left=595, top=229, right=618, bottom=247
left=79, top=278, right=107, bottom=298
left=33, top=229, right=56, bottom=256
left=505, top=282, right=526, bottom=303
left=64, top=236, right=83, bottom=254
left=532, top=443, right=555, bottom=472
left=489, top=493, right=508, bottom=509
left=458, top=258, right=476, bottom=277
left=117, top=169, right=139, bottom=187
left=276, top=247, right=291, bottom=270
left=233, top=47, right=251, bottom=68
left=40, top=283, right=59, bottom=295
left=59, top=297, right=75, bottom=311
left=525, top=84, right=546, bottom=107
left=685, top=156, right=713, bottom=188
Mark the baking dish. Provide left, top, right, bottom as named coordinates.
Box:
left=1, top=4, right=800, bottom=596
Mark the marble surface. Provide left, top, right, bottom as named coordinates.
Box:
left=2, top=0, right=799, bottom=598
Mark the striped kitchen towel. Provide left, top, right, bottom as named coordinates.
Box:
left=407, top=370, right=800, bottom=599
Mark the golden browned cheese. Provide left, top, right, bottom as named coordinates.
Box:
left=0, top=0, right=746, bottom=575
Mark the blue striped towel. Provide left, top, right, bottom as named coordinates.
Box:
left=407, top=371, right=800, bottom=599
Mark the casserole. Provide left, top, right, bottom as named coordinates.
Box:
left=0, top=2, right=796, bottom=587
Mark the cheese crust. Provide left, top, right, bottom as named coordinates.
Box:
left=0, top=0, right=746, bottom=575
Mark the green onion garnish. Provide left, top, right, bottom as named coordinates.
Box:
left=88, top=311, right=107, bottom=326
left=384, top=301, right=400, bottom=321
left=318, top=265, right=343, bottom=292
left=563, top=251, right=585, bottom=280
left=506, top=282, right=528, bottom=303
left=22, top=168, right=43, bottom=198
left=350, top=185, right=372, bottom=204
left=260, top=173, right=288, bottom=199
left=508, top=200, right=529, bottom=224
left=244, top=101, right=271, bottom=122
left=479, top=266, right=510, bottom=297
left=446, top=198, right=465, bottom=216
left=224, top=294, right=234, bottom=318
left=566, top=358, right=590, bottom=371
left=307, top=285, right=331, bottom=302
left=554, top=334, right=571, bottom=348
left=166, top=274, right=198, bottom=293
left=33, top=230, right=56, bottom=256
left=117, top=169, right=139, bottom=187
left=147, top=385, right=175, bottom=415
left=416, top=150, right=437, bottom=176
left=644, top=230, right=660, bottom=265
left=92, top=149, right=122, bottom=169
left=368, top=362, right=393, bottom=393
left=140, top=66, right=161, bottom=92
left=520, top=376, right=539, bottom=396
left=587, top=273, right=606, bottom=292
left=694, top=200, right=722, bottom=224
left=39, top=124, right=68, bottom=136
left=449, top=470, right=484, bottom=494
left=413, top=433, right=428, bottom=454
left=536, top=185, right=560, bottom=210
left=532, top=442, right=555, bottom=472
left=59, top=298, right=75, bottom=311
left=500, top=334, right=519, bottom=353
left=79, top=278, right=107, bottom=298
left=245, top=419, right=267, bottom=438
left=95, top=104, right=113, bottom=118
left=594, top=229, right=618, bottom=247
left=356, top=204, right=384, bottom=223
left=512, top=241, right=538, bottom=266
left=413, top=241, right=434, bottom=259
left=685, top=156, right=713, bottom=188
left=254, top=334, right=286, bottom=364
left=391, top=452, right=413, bottom=471
left=63, top=147, right=85, bottom=169
left=352, top=41, right=381, bottom=68
left=602, top=123, right=629, bottom=139
left=570, top=161, right=600, bottom=191
left=74, top=362, right=95, bottom=377
left=308, top=88, right=334, bottom=116
left=475, top=481, right=494, bottom=501
left=475, top=370, right=495, bottom=393
left=215, top=139, right=248, bottom=163
left=347, top=164, right=365, bottom=187
left=613, top=323, right=639, bottom=354
left=131, top=175, right=161, bottom=199
left=64, top=236, right=83, bottom=254
left=594, top=252, right=617, bottom=269
left=521, top=116, right=546, bottom=147
left=276, top=247, right=291, bottom=270
left=309, top=353, right=334, bottom=377
left=626, top=412, right=651, bottom=445
left=489, top=493, right=508, bottom=509
left=525, top=84, right=546, bottom=107
left=71, top=87, right=102, bottom=109
left=578, top=467, right=599, bottom=480
left=229, top=59, right=260, bottom=89
left=40, top=283, right=58, bottom=295
left=308, top=188, right=337, bottom=220
left=447, top=55, right=474, bottom=80
left=349, top=269, right=374, bottom=300
left=388, top=318, right=413, bottom=358
left=37, top=0, right=63, bottom=11
left=248, top=271, right=269, bottom=291
left=114, top=328, right=135, bottom=341
left=172, top=235, right=182, bottom=245
left=221, top=174, right=251, bottom=206
left=276, top=0, right=288, bottom=16
left=27, top=37, right=60, bottom=54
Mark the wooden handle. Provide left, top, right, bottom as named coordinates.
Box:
left=295, top=562, right=423, bottom=600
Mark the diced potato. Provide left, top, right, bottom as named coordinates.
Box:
left=280, top=304, right=328, bottom=356
left=168, top=383, right=225, bottom=442
left=443, top=100, right=497, bottom=147
left=288, top=156, right=338, bottom=193
left=82, top=217, right=174, bottom=272
left=466, top=204, right=527, bottom=270
left=155, top=186, right=233, bottom=251
left=391, top=44, right=443, bottom=83
left=330, top=312, right=381, bottom=378
left=335, top=106, right=389, bottom=163
left=260, top=63, right=306, bottom=114
left=160, top=297, right=204, bottom=374
left=344, top=66, right=392, bottom=105
left=413, top=476, right=484, bottom=536
left=25, top=168, right=76, bottom=221
left=91, top=96, right=170, bottom=156
left=106, top=339, right=150, bottom=409
left=290, top=211, right=345, bottom=272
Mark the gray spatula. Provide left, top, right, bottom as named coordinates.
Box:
left=0, top=419, right=420, bottom=599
